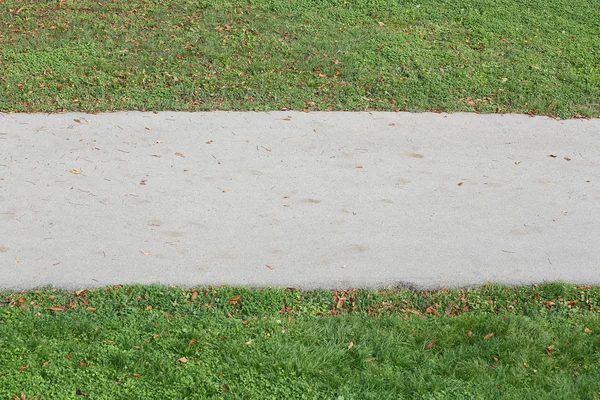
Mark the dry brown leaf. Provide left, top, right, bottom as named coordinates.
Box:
left=71, top=169, right=81, bottom=174
left=175, top=152, right=185, bottom=158
left=548, top=154, right=557, bottom=158
left=42, top=361, right=49, bottom=367
left=244, top=339, right=252, bottom=345
left=44, top=307, right=64, bottom=312
left=222, top=384, right=229, bottom=391
left=545, top=344, right=555, bottom=357
left=266, top=264, right=274, bottom=270
left=74, top=119, right=81, bottom=123
left=458, top=182, right=464, bottom=186
left=131, top=373, right=141, bottom=378
left=78, top=360, right=89, bottom=367
left=190, top=290, right=198, bottom=302
left=145, top=126, right=152, bottom=130
left=425, top=340, right=436, bottom=349
left=151, top=154, right=161, bottom=158
left=75, top=289, right=86, bottom=296
left=347, top=342, right=354, bottom=350
left=188, top=339, right=196, bottom=347
left=484, top=332, right=495, bottom=340
left=378, top=21, right=385, bottom=26
left=283, top=117, right=291, bottom=121
left=584, top=327, right=592, bottom=334
left=425, top=306, right=438, bottom=315
left=515, top=161, right=521, bottom=165
left=523, top=361, right=528, bottom=368
left=466, top=330, right=473, bottom=337
left=227, top=295, right=241, bottom=304
left=140, top=250, right=150, bottom=255
left=177, top=357, right=188, bottom=364
left=564, top=156, right=571, bottom=161
left=365, top=357, right=377, bottom=362
left=356, top=165, right=363, bottom=169
left=86, top=307, right=96, bottom=313
left=15, top=258, right=20, bottom=264
left=19, top=364, right=27, bottom=373
left=145, top=305, right=152, bottom=311
left=205, top=140, right=213, bottom=144
left=140, top=179, right=147, bottom=185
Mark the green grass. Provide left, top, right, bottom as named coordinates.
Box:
left=2, top=284, right=600, bottom=398
left=0, top=0, right=599, bottom=117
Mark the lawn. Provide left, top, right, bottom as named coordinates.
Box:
left=0, top=0, right=599, bottom=117
left=1, top=284, right=600, bottom=398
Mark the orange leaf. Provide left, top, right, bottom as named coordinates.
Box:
left=484, top=332, right=494, bottom=340
left=131, top=373, right=141, bottom=378
left=584, top=327, right=592, bottom=334
left=145, top=305, right=152, bottom=311
left=44, top=307, right=64, bottom=312
left=19, top=364, right=27, bottom=373
left=466, top=331, right=473, bottom=337
left=177, top=357, right=188, bottom=364
left=42, top=361, right=49, bottom=367
left=175, top=152, right=185, bottom=158
left=227, top=295, right=241, bottom=304
left=364, top=357, right=377, bottom=362
left=190, top=290, right=198, bottom=302
left=266, top=264, right=274, bottom=270
left=75, top=289, right=86, bottom=296
left=86, top=307, right=96, bottom=313
left=425, top=340, right=436, bottom=349
left=425, top=306, right=438, bottom=315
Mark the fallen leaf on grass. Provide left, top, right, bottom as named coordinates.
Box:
left=75, top=389, right=88, bottom=396
left=145, top=305, right=152, bottom=311
left=523, top=361, right=528, bottom=368
left=75, top=289, right=86, bottom=296
left=347, top=342, right=354, bottom=349
left=78, top=360, right=90, bottom=367
left=42, top=361, right=49, bottom=367
left=19, top=364, right=27, bottom=373
left=44, top=307, right=64, bottom=311
left=484, top=332, right=495, bottom=340
left=86, top=307, right=96, bottom=313
left=425, top=306, right=438, bottom=315
left=266, top=264, right=274, bottom=270
left=244, top=339, right=252, bottom=345
left=365, top=357, right=377, bottom=362
left=131, top=373, right=141, bottom=378
left=227, top=295, right=241, bottom=304
left=151, top=154, right=161, bottom=158
left=378, top=21, right=385, bottom=26
left=190, top=290, right=198, bottom=302
left=71, top=169, right=81, bottom=174
left=584, top=327, right=592, bottom=334
left=222, top=384, right=229, bottom=391
left=425, top=340, right=436, bottom=349
left=545, top=344, right=555, bottom=357
left=177, top=357, right=188, bottom=364
left=175, top=152, right=185, bottom=158
left=466, top=331, right=473, bottom=337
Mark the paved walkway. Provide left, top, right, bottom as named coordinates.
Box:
left=1, top=111, right=599, bottom=290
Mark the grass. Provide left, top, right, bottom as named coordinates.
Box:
left=0, top=0, right=599, bottom=117
left=2, top=284, right=600, bottom=398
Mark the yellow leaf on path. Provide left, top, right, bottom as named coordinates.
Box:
left=71, top=169, right=81, bottom=174
left=140, top=250, right=150, bottom=255
left=175, top=152, right=185, bottom=158
left=177, top=357, right=188, bottom=364
left=15, top=258, right=20, bottom=264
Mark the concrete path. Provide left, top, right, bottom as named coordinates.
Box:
left=1, top=111, right=599, bottom=290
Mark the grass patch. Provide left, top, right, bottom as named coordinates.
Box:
left=2, top=283, right=600, bottom=398
left=0, top=0, right=598, bottom=117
